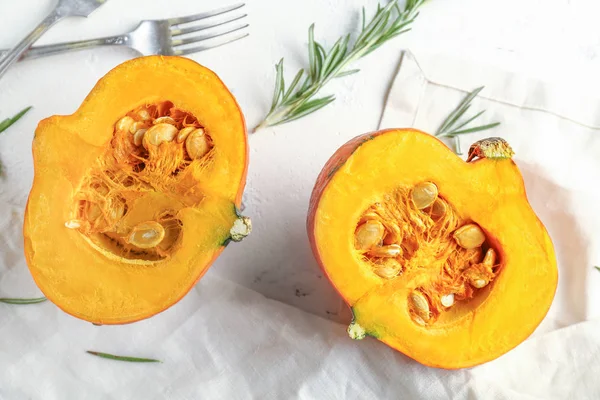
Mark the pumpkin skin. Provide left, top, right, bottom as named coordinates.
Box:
left=307, top=128, right=557, bottom=369
left=24, top=56, right=251, bottom=325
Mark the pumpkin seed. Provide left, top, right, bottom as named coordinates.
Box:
left=483, top=248, right=496, bottom=267
left=132, top=128, right=147, bottom=146
left=410, top=290, right=430, bottom=321
left=137, top=109, right=151, bottom=121
left=153, top=116, right=177, bottom=126
left=367, top=244, right=401, bottom=258
left=373, top=259, right=402, bottom=279
left=429, top=198, right=447, bottom=219
left=85, top=202, right=102, bottom=221
left=411, top=181, right=438, bottom=210
left=176, top=126, right=196, bottom=143
left=133, top=128, right=148, bottom=146
left=107, top=198, right=126, bottom=223
left=127, top=221, right=165, bottom=249
left=472, top=278, right=488, bottom=289
left=143, top=124, right=178, bottom=148
left=355, top=220, right=385, bottom=250
left=453, top=223, right=486, bottom=249
left=440, top=293, right=455, bottom=307
left=65, top=219, right=81, bottom=229
left=116, top=116, right=134, bottom=132
left=129, top=121, right=147, bottom=134
left=185, top=128, right=211, bottom=160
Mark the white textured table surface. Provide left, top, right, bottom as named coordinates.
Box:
left=1, top=0, right=599, bottom=323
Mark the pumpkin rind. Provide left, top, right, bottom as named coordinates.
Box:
left=307, top=128, right=557, bottom=369
left=24, top=56, right=249, bottom=324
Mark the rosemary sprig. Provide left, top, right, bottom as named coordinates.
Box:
left=254, top=0, right=425, bottom=132
left=0, top=106, right=32, bottom=174
left=435, top=86, right=500, bottom=154
left=86, top=351, right=161, bottom=363
left=0, top=297, right=47, bottom=305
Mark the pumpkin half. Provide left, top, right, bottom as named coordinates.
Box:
left=307, top=129, right=557, bottom=369
left=24, top=56, right=251, bottom=324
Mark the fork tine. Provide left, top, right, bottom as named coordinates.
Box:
left=168, top=3, right=245, bottom=26
left=171, top=13, right=247, bottom=37
left=171, top=24, right=248, bottom=47
left=174, top=33, right=249, bottom=56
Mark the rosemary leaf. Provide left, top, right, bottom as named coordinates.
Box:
left=0, top=106, right=32, bottom=134
left=335, top=69, right=360, bottom=78
left=435, top=86, right=500, bottom=154
left=279, top=95, right=336, bottom=125
left=449, top=109, right=486, bottom=133
left=595, top=266, right=600, bottom=273
left=0, top=106, right=32, bottom=174
left=270, top=59, right=285, bottom=113
left=254, top=0, right=425, bottom=132
left=282, top=69, right=305, bottom=102
left=446, top=122, right=502, bottom=136
left=86, top=351, right=161, bottom=363
left=0, top=297, right=47, bottom=305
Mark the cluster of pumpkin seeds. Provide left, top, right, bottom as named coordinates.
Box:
left=65, top=102, right=211, bottom=260
left=354, top=182, right=499, bottom=326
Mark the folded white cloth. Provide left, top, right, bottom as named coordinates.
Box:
left=2, top=49, right=600, bottom=399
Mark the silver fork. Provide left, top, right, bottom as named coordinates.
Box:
left=1, top=3, right=249, bottom=61
left=0, top=0, right=108, bottom=80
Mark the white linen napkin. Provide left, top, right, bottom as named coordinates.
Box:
left=2, top=50, right=600, bottom=399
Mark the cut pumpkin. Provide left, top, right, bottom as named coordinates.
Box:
left=307, top=129, right=557, bottom=369
left=24, top=56, right=251, bottom=325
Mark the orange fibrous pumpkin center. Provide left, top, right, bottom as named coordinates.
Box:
left=354, top=183, right=501, bottom=325
left=68, top=101, right=214, bottom=261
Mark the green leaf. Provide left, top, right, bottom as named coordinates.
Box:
left=0, top=297, right=47, bottom=305
left=279, top=95, right=336, bottom=124
left=269, top=59, right=285, bottom=112
left=595, top=266, right=600, bottom=273
left=0, top=106, right=32, bottom=134
left=449, top=110, right=486, bottom=132
left=361, top=6, right=366, bottom=31
left=86, top=351, right=161, bottom=363
left=313, top=40, right=324, bottom=81
left=335, top=69, right=360, bottom=78
left=308, top=24, right=316, bottom=80
left=446, top=122, right=502, bottom=136
left=282, top=69, right=304, bottom=103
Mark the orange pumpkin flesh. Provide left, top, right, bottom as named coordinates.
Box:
left=24, top=56, right=251, bottom=325
left=307, top=129, right=557, bottom=369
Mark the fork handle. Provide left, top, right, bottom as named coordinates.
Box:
left=1, top=35, right=131, bottom=61
left=0, top=8, right=64, bottom=80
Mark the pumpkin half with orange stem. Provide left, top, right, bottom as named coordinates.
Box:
left=307, top=129, right=557, bottom=369
left=23, top=56, right=251, bottom=325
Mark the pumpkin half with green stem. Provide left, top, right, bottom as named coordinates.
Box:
left=307, top=129, right=557, bottom=369
left=24, top=56, right=251, bottom=324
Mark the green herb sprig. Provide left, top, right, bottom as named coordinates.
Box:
left=254, top=0, right=425, bottom=132
left=435, top=86, right=500, bottom=154
left=87, top=351, right=161, bottom=363
left=0, top=297, right=47, bottom=305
